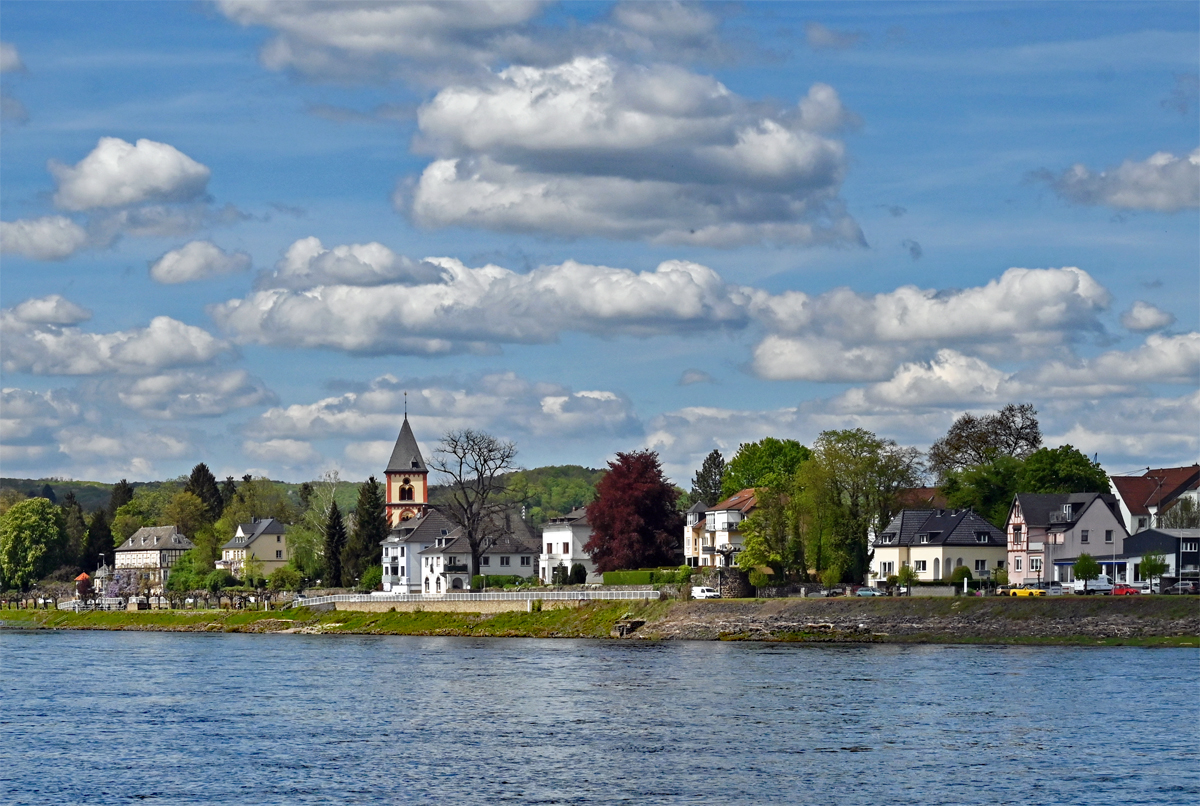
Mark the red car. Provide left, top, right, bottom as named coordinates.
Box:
left=1112, top=584, right=1141, bottom=595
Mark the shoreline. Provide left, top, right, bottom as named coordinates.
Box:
left=2, top=597, right=1197, bottom=647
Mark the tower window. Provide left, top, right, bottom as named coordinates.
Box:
left=400, top=485, right=414, bottom=501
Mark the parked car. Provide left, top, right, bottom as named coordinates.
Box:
left=855, top=587, right=886, bottom=597
left=1071, top=574, right=1114, bottom=595
left=1112, top=584, right=1141, bottom=595
left=1010, top=585, right=1047, bottom=596
left=1165, top=581, right=1199, bottom=595
left=691, top=586, right=721, bottom=599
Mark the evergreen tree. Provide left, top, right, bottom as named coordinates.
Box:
left=40, top=483, right=57, bottom=504
left=108, top=479, right=134, bottom=518
left=584, top=450, right=682, bottom=573
left=82, top=509, right=114, bottom=571
left=220, top=476, right=238, bottom=507
left=61, top=492, right=88, bottom=568
left=689, top=449, right=725, bottom=507
left=298, top=481, right=315, bottom=510
left=185, top=462, right=225, bottom=522
left=342, top=477, right=387, bottom=587
left=323, top=500, right=346, bottom=588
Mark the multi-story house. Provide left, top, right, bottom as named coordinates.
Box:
left=218, top=517, right=288, bottom=578
left=420, top=528, right=539, bottom=593
left=1005, top=493, right=1130, bottom=585
left=1118, top=528, right=1200, bottom=586
left=114, top=526, right=194, bottom=590
left=1110, top=465, right=1200, bottom=533
left=380, top=509, right=455, bottom=592
left=699, top=489, right=756, bottom=567
left=682, top=501, right=709, bottom=568
left=870, top=509, right=1006, bottom=585
left=539, top=508, right=600, bottom=583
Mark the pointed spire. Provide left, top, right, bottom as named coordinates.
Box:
left=386, top=415, right=426, bottom=473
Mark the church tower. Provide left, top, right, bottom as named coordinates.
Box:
left=384, top=415, right=429, bottom=526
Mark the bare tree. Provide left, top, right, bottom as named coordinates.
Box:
left=928, top=403, right=1042, bottom=481
left=430, top=429, right=522, bottom=581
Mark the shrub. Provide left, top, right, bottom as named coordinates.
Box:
left=357, top=565, right=383, bottom=592
left=204, top=569, right=239, bottom=592
left=568, top=563, right=588, bottom=585
left=948, top=566, right=974, bottom=587
left=603, top=570, right=653, bottom=585
left=551, top=563, right=570, bottom=585
left=268, top=566, right=303, bottom=592
left=749, top=569, right=771, bottom=589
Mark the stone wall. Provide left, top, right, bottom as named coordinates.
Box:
left=333, top=598, right=584, bottom=614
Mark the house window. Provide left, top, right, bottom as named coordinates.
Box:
left=997, top=560, right=1005, bottom=569
left=974, top=559, right=987, bottom=572
left=546, top=543, right=553, bottom=554
left=1030, top=558, right=1042, bottom=572
left=879, top=561, right=894, bottom=576
left=1080, top=530, right=1089, bottom=543
left=1105, top=530, right=1113, bottom=543
left=562, top=542, right=570, bottom=554
left=914, top=560, right=927, bottom=572
left=481, top=556, right=490, bottom=566
left=277, top=535, right=281, bottom=543
left=521, top=556, right=531, bottom=567
left=275, top=550, right=282, bottom=559
left=1182, top=539, right=1199, bottom=552
left=500, top=556, right=511, bottom=567
left=400, top=479, right=414, bottom=501
left=1012, top=525, right=1022, bottom=544
left=976, top=533, right=989, bottom=544
left=400, top=547, right=405, bottom=558
left=1015, top=558, right=1023, bottom=572
left=706, top=513, right=715, bottom=531
left=882, top=534, right=895, bottom=544
left=920, top=535, right=929, bottom=544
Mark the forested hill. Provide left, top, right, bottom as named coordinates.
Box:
left=3, top=465, right=606, bottom=523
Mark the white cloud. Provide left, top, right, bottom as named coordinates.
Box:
left=408, top=56, right=861, bottom=247
left=1044, top=391, right=1200, bottom=468
left=244, top=438, right=322, bottom=467
left=2, top=307, right=232, bottom=375
left=0, top=42, right=24, bottom=73
left=0, top=388, right=82, bottom=442
left=111, top=369, right=276, bottom=418
left=0, top=216, right=89, bottom=260
left=49, top=137, right=211, bottom=211
left=795, top=82, right=860, bottom=133
left=805, top=22, right=864, bottom=50
left=1121, top=301, right=1175, bottom=332
left=1038, top=148, right=1200, bottom=212
left=752, top=336, right=901, bottom=382
left=9, top=295, right=91, bottom=326
left=213, top=255, right=753, bottom=353
left=837, top=350, right=1015, bottom=409
left=217, top=0, right=549, bottom=82
left=150, top=240, right=252, bottom=284
left=678, top=369, right=714, bottom=386
left=257, top=236, right=445, bottom=289
left=1033, top=332, right=1200, bottom=387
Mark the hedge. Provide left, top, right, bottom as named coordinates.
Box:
left=602, top=567, right=692, bottom=585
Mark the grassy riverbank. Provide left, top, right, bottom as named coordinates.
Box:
left=2, top=597, right=1196, bottom=646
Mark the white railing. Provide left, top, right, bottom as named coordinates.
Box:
left=57, top=597, right=127, bottom=611
left=290, top=590, right=661, bottom=608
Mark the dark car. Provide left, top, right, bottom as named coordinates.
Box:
left=1165, top=581, right=1199, bottom=595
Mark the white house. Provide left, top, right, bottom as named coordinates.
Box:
left=870, top=509, right=1006, bottom=585
left=698, top=489, right=756, bottom=567
left=539, top=508, right=601, bottom=583
left=114, top=525, right=194, bottom=591
left=380, top=509, right=455, bottom=593
left=421, top=531, right=539, bottom=593
left=682, top=500, right=709, bottom=568
left=1110, top=466, right=1200, bottom=533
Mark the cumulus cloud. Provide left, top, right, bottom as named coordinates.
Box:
left=0, top=42, right=23, bottom=73
left=1121, top=301, right=1175, bottom=332
left=837, top=350, right=1014, bottom=409
left=678, top=369, right=714, bottom=386
left=110, top=369, right=276, bottom=418
left=252, top=371, right=640, bottom=448
left=1032, top=332, right=1200, bottom=388
left=257, top=236, right=445, bottom=290
left=2, top=304, right=232, bottom=375
left=1044, top=391, right=1199, bottom=468
left=217, top=0, right=549, bottom=82
left=607, top=1, right=725, bottom=62
left=805, top=22, right=864, bottom=50
left=407, top=56, right=862, bottom=247
left=149, top=240, right=252, bottom=284
left=49, top=137, right=211, bottom=212
left=751, top=267, right=1111, bottom=381
left=9, top=295, right=91, bottom=326
left=244, top=438, right=322, bottom=467
left=1035, top=148, right=1200, bottom=212
left=0, top=216, right=89, bottom=260
left=213, top=255, right=753, bottom=353
left=0, top=388, right=82, bottom=444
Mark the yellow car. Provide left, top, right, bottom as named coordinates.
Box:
left=1009, top=586, right=1047, bottom=596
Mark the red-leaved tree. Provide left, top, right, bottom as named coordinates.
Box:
left=585, top=451, right=683, bottom=573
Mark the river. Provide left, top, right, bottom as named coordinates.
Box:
left=2, top=631, right=1196, bottom=805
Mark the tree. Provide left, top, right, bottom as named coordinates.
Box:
left=948, top=566, right=973, bottom=589
left=689, top=449, right=725, bottom=507
left=1158, top=497, right=1200, bottom=529
left=342, top=476, right=387, bottom=587
left=287, top=471, right=340, bottom=581
left=1020, top=445, right=1109, bottom=494
left=896, top=563, right=918, bottom=595
left=61, top=492, right=88, bottom=568
left=162, top=490, right=211, bottom=539
left=430, top=429, right=523, bottom=580
left=1074, top=553, right=1101, bottom=593
left=268, top=566, right=303, bottom=592
left=242, top=552, right=265, bottom=588
left=0, top=498, right=68, bottom=590
left=298, top=482, right=315, bottom=510
left=736, top=484, right=806, bottom=580
left=164, top=549, right=205, bottom=595
left=942, top=455, right=1025, bottom=529
left=108, top=479, right=135, bottom=518
left=721, top=438, right=811, bottom=498
left=569, top=563, right=588, bottom=585
left=1139, top=553, right=1168, bottom=591
left=81, top=509, right=114, bottom=571
left=584, top=450, right=682, bottom=573
left=220, top=476, right=238, bottom=507
left=356, top=565, right=383, bottom=592
left=185, top=462, right=225, bottom=522
left=323, top=500, right=347, bottom=588
left=39, top=483, right=57, bottom=504
left=928, top=403, right=1042, bottom=481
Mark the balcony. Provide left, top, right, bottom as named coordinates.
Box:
left=444, top=564, right=469, bottom=574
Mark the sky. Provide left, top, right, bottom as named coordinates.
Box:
left=1, top=1, right=1197, bottom=487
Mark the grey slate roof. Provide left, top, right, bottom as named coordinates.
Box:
left=686, top=501, right=709, bottom=514
left=383, top=508, right=456, bottom=545
left=117, top=526, right=194, bottom=552
left=386, top=416, right=427, bottom=473
left=874, top=509, right=1004, bottom=547
left=222, top=517, right=286, bottom=550
left=1012, top=492, right=1121, bottom=530
left=419, top=531, right=539, bottom=557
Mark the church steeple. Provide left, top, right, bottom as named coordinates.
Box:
left=384, top=414, right=429, bottom=526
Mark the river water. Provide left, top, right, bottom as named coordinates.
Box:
left=2, top=630, right=1196, bottom=805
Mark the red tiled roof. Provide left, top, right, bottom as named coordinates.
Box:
left=708, top=488, right=757, bottom=514
left=896, top=487, right=949, bottom=509
left=1112, top=466, right=1200, bottom=515
left=75, top=572, right=90, bottom=581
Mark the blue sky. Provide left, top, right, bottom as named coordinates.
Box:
left=2, top=1, right=1196, bottom=485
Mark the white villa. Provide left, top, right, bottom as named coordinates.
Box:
left=539, top=508, right=601, bottom=584
left=114, top=525, right=194, bottom=590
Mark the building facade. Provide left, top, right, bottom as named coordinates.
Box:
left=380, top=509, right=455, bottom=592
left=1006, top=493, right=1130, bottom=585
left=384, top=415, right=429, bottom=527
left=114, top=526, right=195, bottom=590
left=695, top=489, right=756, bottom=568
left=871, top=509, right=1006, bottom=585
left=218, top=517, right=288, bottom=578
left=539, top=508, right=600, bottom=583
left=1110, top=465, right=1200, bottom=534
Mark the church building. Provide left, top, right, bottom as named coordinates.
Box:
left=384, top=415, right=428, bottom=526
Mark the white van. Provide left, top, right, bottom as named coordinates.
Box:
left=1071, top=574, right=1114, bottom=595
left=691, top=586, right=721, bottom=599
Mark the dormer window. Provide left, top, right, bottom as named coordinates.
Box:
left=440, top=529, right=448, bottom=536
left=882, top=534, right=895, bottom=545
left=411, top=461, right=419, bottom=469
left=975, top=533, right=989, bottom=544
left=919, top=535, right=929, bottom=544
